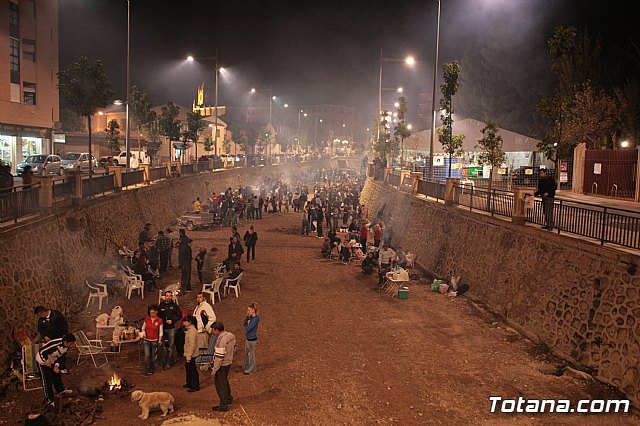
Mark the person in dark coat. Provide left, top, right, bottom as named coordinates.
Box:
left=225, top=236, right=244, bottom=271
left=178, top=229, right=193, bottom=291
left=243, top=226, right=258, bottom=262
left=534, top=169, right=557, bottom=230
left=34, top=306, right=69, bottom=372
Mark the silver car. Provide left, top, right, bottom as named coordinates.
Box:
left=60, top=152, right=97, bottom=173
left=16, top=154, right=63, bottom=176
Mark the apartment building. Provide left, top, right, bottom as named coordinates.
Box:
left=0, top=0, right=58, bottom=172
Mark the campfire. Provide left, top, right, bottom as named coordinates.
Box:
left=97, top=372, right=133, bottom=398
left=108, top=373, right=121, bottom=391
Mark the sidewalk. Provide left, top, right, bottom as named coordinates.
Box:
left=556, top=190, right=640, bottom=213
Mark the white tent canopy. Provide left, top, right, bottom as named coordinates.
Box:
left=405, top=118, right=541, bottom=153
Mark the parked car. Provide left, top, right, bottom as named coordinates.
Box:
left=100, top=151, right=149, bottom=167
left=60, top=152, right=97, bottom=173
left=16, top=154, right=63, bottom=176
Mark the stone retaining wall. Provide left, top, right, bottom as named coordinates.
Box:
left=0, top=162, right=325, bottom=369
left=360, top=179, right=640, bottom=404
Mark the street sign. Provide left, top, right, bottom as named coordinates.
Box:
left=594, top=163, right=602, bottom=175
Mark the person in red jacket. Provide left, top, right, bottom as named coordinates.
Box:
left=141, top=305, right=163, bottom=376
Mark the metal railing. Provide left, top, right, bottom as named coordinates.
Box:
left=181, top=163, right=195, bottom=175
left=0, top=184, right=41, bottom=223
left=455, top=184, right=514, bottom=218
left=82, top=174, right=114, bottom=198
left=527, top=198, right=640, bottom=249
left=388, top=173, right=401, bottom=187
left=416, top=179, right=446, bottom=201
left=374, top=167, right=385, bottom=181
left=121, top=170, right=144, bottom=188
left=52, top=179, right=73, bottom=202
left=149, top=166, right=167, bottom=182
left=195, top=161, right=209, bottom=173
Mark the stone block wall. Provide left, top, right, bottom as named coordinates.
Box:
left=0, top=162, right=325, bottom=369
left=360, top=179, right=640, bottom=404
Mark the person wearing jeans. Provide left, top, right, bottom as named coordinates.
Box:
left=243, top=226, right=258, bottom=263
left=210, top=323, right=236, bottom=412
left=141, top=306, right=163, bottom=376
left=242, top=303, right=260, bottom=374
left=158, top=291, right=181, bottom=369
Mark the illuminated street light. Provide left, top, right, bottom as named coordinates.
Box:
left=407, top=124, right=413, bottom=130
left=405, top=56, right=415, bottom=66
left=304, top=113, right=308, bottom=117
left=284, top=103, right=289, bottom=108
left=98, top=111, right=104, bottom=116
left=342, top=124, right=346, bottom=127
left=397, top=87, right=403, bottom=93
left=113, top=100, right=124, bottom=105
left=219, top=66, right=225, bottom=73
left=394, top=102, right=400, bottom=108
left=621, top=140, right=630, bottom=148
left=186, top=55, right=194, bottom=62
left=250, top=88, right=256, bottom=93
left=272, top=96, right=277, bottom=100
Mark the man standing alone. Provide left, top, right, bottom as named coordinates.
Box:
left=158, top=291, right=182, bottom=369
left=210, top=322, right=236, bottom=412
left=243, top=225, right=258, bottom=263
left=178, top=229, right=193, bottom=291
left=535, top=169, right=557, bottom=230
left=155, top=230, right=172, bottom=273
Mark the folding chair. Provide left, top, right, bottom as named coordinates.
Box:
left=74, top=331, right=109, bottom=369
left=21, top=343, right=43, bottom=391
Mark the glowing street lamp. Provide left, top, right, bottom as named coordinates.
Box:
left=284, top=103, right=289, bottom=108
left=397, top=87, right=404, bottom=93
left=394, top=102, right=400, bottom=108
left=186, top=55, right=194, bottom=62
left=405, top=56, right=416, bottom=66
left=621, top=140, right=630, bottom=148
left=250, top=88, right=256, bottom=94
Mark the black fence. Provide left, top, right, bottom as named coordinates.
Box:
left=374, top=168, right=385, bottom=181
left=52, top=179, right=73, bottom=201
left=416, top=179, right=446, bottom=201
left=388, top=173, right=401, bottom=187
left=121, top=170, right=144, bottom=188
left=456, top=185, right=514, bottom=218
left=195, top=161, right=210, bottom=173
left=149, top=166, right=167, bottom=182
left=0, top=185, right=40, bottom=223
left=181, top=163, right=195, bottom=175
left=82, top=174, right=114, bottom=198
left=527, top=198, right=640, bottom=249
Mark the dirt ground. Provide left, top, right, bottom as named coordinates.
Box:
left=1, top=211, right=639, bottom=425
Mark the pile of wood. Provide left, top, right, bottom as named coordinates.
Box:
left=36, top=395, right=102, bottom=426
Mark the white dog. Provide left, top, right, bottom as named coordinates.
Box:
left=131, top=390, right=175, bottom=420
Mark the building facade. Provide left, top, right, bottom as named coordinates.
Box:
left=0, top=0, right=59, bottom=172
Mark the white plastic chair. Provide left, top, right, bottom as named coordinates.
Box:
left=86, top=280, right=108, bottom=310
left=203, top=277, right=223, bottom=304
left=121, top=246, right=134, bottom=256
left=214, top=263, right=226, bottom=279
left=225, top=272, right=243, bottom=298
left=125, top=274, right=144, bottom=299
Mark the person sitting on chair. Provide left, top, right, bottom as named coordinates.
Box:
left=361, top=251, right=376, bottom=275
left=394, top=246, right=408, bottom=269
left=225, top=236, right=244, bottom=271
left=224, top=262, right=244, bottom=296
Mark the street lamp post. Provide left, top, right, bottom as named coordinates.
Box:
left=125, top=0, right=131, bottom=170
left=297, top=109, right=304, bottom=153
left=429, top=0, right=441, bottom=181
left=377, top=50, right=415, bottom=163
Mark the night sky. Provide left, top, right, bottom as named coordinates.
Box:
left=59, top=0, right=640, bottom=133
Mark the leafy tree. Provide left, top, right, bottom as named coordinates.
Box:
left=129, top=86, right=155, bottom=155
left=614, top=77, right=640, bottom=146
left=105, top=119, right=121, bottom=153
left=58, top=56, right=114, bottom=175
left=476, top=121, right=506, bottom=203
left=158, top=102, right=181, bottom=162
left=564, top=82, right=625, bottom=149
left=372, top=112, right=398, bottom=161
left=439, top=60, right=463, bottom=177
left=222, top=136, right=231, bottom=155
left=203, top=136, right=214, bottom=152
left=257, top=127, right=272, bottom=155
left=183, top=111, right=205, bottom=160
left=60, top=108, right=86, bottom=132
left=393, top=97, right=412, bottom=168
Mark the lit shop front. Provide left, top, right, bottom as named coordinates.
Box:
left=0, top=122, right=52, bottom=173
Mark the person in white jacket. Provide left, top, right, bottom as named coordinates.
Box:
left=192, top=292, right=216, bottom=350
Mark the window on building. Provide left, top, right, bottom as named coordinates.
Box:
left=23, top=39, right=36, bottom=62
left=10, top=38, right=20, bottom=84
left=23, top=82, right=36, bottom=105
left=9, top=2, right=20, bottom=37
left=23, top=91, right=36, bottom=105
